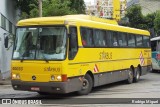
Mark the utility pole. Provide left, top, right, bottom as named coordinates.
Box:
left=38, top=0, right=42, bottom=17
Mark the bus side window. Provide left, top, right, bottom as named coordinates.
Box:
left=156, top=41, right=160, bottom=51
left=143, top=36, right=150, bottom=47
left=112, top=32, right=118, bottom=46
left=151, top=41, right=156, bottom=51
left=106, top=31, right=112, bottom=46
left=69, top=27, right=78, bottom=60
left=80, top=27, right=93, bottom=47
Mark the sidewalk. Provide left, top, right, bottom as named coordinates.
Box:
left=0, top=79, right=11, bottom=85
left=0, top=75, right=11, bottom=85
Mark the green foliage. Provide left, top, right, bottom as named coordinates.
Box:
left=15, top=0, right=38, bottom=18
left=15, top=0, right=86, bottom=19
left=69, top=0, right=86, bottom=14
left=125, top=5, right=160, bottom=36
left=43, top=0, right=76, bottom=16
left=125, top=5, right=145, bottom=29
left=154, top=11, right=160, bottom=35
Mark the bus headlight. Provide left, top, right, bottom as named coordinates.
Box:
left=12, top=74, right=16, bottom=79
left=12, top=74, right=20, bottom=79
left=57, top=75, right=61, bottom=81
left=51, top=75, right=55, bottom=80
left=16, top=74, right=20, bottom=79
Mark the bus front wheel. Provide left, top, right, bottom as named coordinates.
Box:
left=77, top=74, right=93, bottom=95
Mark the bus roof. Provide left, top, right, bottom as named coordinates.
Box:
left=17, top=14, right=150, bottom=36
left=151, top=36, right=160, bottom=41
left=17, top=14, right=118, bottom=26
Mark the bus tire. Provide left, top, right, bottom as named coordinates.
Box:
left=77, top=74, right=93, bottom=95
left=133, top=67, right=140, bottom=82
left=126, top=68, right=134, bottom=84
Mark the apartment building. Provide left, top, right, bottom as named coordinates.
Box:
left=127, top=0, right=160, bottom=15
left=0, top=0, right=18, bottom=79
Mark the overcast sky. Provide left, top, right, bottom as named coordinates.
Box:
left=84, top=0, right=95, bottom=4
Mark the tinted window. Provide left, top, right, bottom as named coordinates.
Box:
left=81, top=27, right=93, bottom=47
left=143, top=36, right=150, bottom=47
left=128, top=34, right=136, bottom=47
left=136, top=35, right=143, bottom=47
left=1, top=14, right=6, bottom=30
left=93, top=29, right=106, bottom=47
left=106, top=31, right=112, bottom=47
left=111, top=32, right=118, bottom=46
left=69, top=27, right=78, bottom=60
left=119, top=32, right=127, bottom=46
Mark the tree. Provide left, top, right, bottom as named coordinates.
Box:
left=125, top=5, right=145, bottom=29
left=14, top=0, right=38, bottom=19
left=154, top=11, right=160, bottom=36
left=69, top=0, right=86, bottom=14
left=144, top=13, right=155, bottom=29
left=15, top=0, right=86, bottom=19
left=42, top=0, right=76, bottom=16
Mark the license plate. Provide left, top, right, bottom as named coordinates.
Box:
left=31, top=87, right=40, bottom=91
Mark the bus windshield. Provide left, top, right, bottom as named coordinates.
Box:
left=151, top=37, right=160, bottom=52
left=13, top=26, right=67, bottom=60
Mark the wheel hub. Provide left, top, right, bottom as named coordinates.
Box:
left=82, top=79, right=89, bottom=90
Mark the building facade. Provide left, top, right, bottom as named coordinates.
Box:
left=85, top=0, right=127, bottom=21
left=0, top=0, right=18, bottom=79
left=127, top=0, right=160, bottom=15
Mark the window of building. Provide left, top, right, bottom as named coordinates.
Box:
left=1, top=14, right=6, bottom=30
left=9, top=21, right=12, bottom=34
left=6, top=19, right=9, bottom=31
left=0, top=14, right=1, bottom=27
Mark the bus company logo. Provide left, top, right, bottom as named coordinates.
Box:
left=94, top=64, right=99, bottom=73
left=139, top=51, right=145, bottom=65
left=2, top=99, right=11, bottom=104
left=32, top=76, right=36, bottom=80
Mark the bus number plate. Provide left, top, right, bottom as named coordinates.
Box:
left=31, top=87, right=40, bottom=91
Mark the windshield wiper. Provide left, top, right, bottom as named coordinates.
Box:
left=20, top=57, right=24, bottom=62
left=42, top=54, right=49, bottom=63
left=20, top=52, right=26, bottom=62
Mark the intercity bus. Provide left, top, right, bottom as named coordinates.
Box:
left=11, top=15, right=151, bottom=95
left=151, top=36, right=160, bottom=71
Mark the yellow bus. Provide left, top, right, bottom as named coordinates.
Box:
left=11, top=15, right=151, bottom=95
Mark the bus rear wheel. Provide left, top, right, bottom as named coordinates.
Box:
left=77, top=74, right=93, bottom=95
left=133, top=67, right=140, bottom=82
left=126, top=68, right=134, bottom=84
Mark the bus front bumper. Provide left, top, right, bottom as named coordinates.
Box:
left=11, top=78, right=83, bottom=94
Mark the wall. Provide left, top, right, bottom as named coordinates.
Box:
left=0, top=0, right=18, bottom=79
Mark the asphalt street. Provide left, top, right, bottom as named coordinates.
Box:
left=0, top=72, right=160, bottom=107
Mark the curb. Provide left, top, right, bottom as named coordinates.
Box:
left=0, top=79, right=11, bottom=85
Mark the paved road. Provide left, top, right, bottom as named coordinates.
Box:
left=0, top=72, right=160, bottom=106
